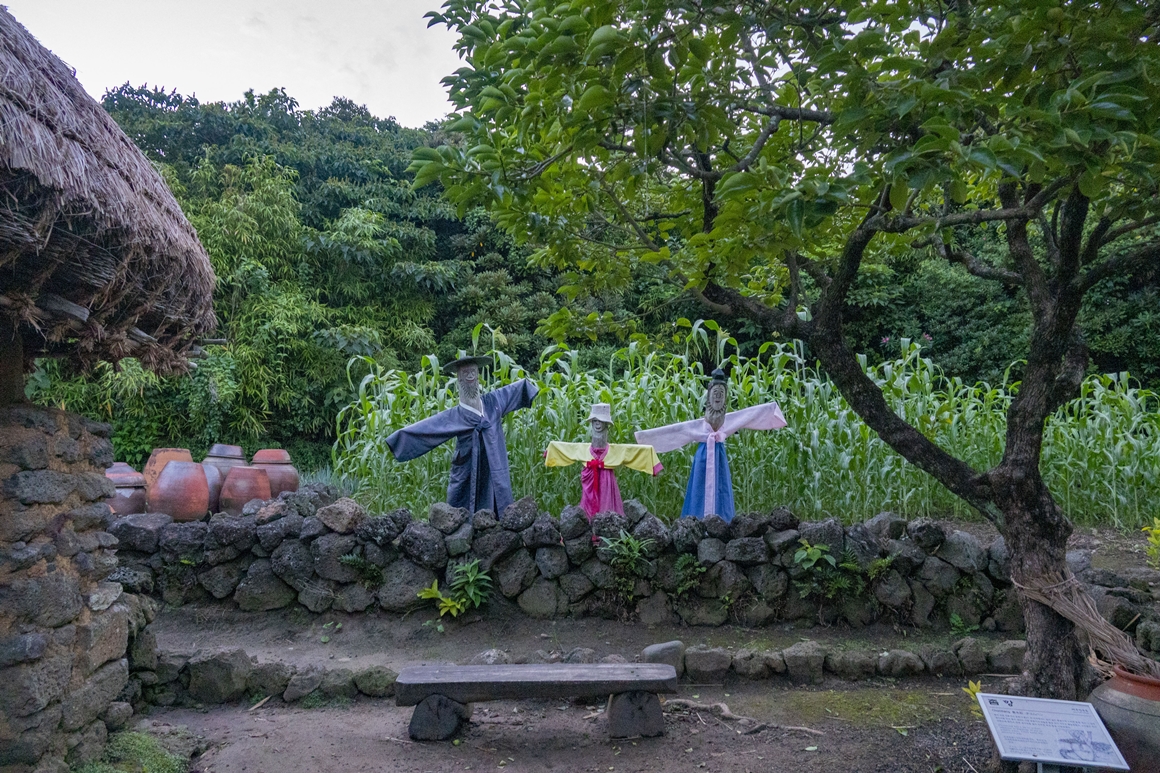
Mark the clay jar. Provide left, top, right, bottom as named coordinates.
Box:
left=105, top=462, right=146, bottom=516
left=1089, top=664, right=1160, bottom=768
left=251, top=448, right=299, bottom=497
left=219, top=466, right=271, bottom=517
left=148, top=461, right=210, bottom=522
left=202, top=463, right=223, bottom=514
left=202, top=444, right=247, bottom=477
left=143, top=448, right=193, bottom=494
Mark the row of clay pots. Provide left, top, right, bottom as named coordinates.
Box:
left=107, top=445, right=299, bottom=521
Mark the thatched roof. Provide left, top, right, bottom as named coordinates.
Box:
left=0, top=7, right=215, bottom=373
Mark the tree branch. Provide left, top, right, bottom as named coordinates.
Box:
left=926, top=233, right=1023, bottom=285
left=746, top=103, right=835, bottom=125
left=999, top=183, right=1050, bottom=315
left=1099, top=215, right=1160, bottom=248
left=1080, top=242, right=1160, bottom=291
left=1047, top=334, right=1089, bottom=415
left=1056, top=187, right=1089, bottom=284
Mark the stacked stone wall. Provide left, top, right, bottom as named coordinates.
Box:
left=0, top=406, right=152, bottom=773
left=106, top=490, right=1155, bottom=643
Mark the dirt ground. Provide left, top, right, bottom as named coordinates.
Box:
left=154, top=677, right=995, bottom=773
left=142, top=519, right=1152, bottom=773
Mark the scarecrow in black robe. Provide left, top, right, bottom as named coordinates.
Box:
left=386, top=353, right=538, bottom=513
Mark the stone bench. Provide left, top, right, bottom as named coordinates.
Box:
left=396, top=663, right=679, bottom=740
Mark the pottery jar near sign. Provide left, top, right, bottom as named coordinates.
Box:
left=219, top=466, right=272, bottom=516
left=105, top=461, right=147, bottom=515
left=1088, top=664, right=1160, bottom=769
left=148, top=460, right=211, bottom=522
left=251, top=449, right=299, bottom=497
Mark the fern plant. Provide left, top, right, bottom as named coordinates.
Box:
left=599, top=530, right=655, bottom=601
left=673, top=553, right=707, bottom=598
left=338, top=553, right=384, bottom=588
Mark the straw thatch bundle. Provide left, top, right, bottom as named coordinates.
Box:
left=0, top=8, right=214, bottom=374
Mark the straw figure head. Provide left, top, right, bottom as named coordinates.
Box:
left=705, top=369, right=728, bottom=431
left=446, top=351, right=489, bottom=413
left=587, top=403, right=612, bottom=448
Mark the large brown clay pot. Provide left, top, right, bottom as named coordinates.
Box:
left=1089, top=665, right=1160, bottom=769
left=148, top=461, right=210, bottom=522
left=251, top=448, right=300, bottom=497
left=219, top=466, right=271, bottom=516
left=105, top=462, right=146, bottom=516
left=202, top=462, right=223, bottom=514
left=202, top=443, right=247, bottom=477
left=143, top=448, right=193, bottom=493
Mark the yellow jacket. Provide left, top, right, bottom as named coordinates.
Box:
left=544, top=442, right=662, bottom=475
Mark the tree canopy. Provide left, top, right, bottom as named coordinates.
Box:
left=416, top=0, right=1160, bottom=700
left=31, top=87, right=562, bottom=465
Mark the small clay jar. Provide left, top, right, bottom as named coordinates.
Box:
left=219, top=466, right=272, bottom=517
left=202, top=462, right=223, bottom=514
left=105, top=462, right=147, bottom=516
left=148, top=461, right=210, bottom=522
left=143, top=448, right=193, bottom=493
left=251, top=448, right=300, bottom=497
left=202, top=444, right=247, bottom=477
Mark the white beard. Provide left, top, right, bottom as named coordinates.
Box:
left=458, top=377, right=483, bottom=412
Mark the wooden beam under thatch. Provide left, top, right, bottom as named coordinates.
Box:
left=0, top=8, right=215, bottom=376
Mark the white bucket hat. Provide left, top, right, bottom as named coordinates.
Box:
left=587, top=403, right=613, bottom=424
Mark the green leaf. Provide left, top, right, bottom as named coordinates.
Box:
left=889, top=183, right=910, bottom=212
left=948, top=179, right=968, bottom=204
left=576, top=84, right=613, bottom=112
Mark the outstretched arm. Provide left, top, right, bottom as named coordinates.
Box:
left=634, top=418, right=708, bottom=453
left=386, top=408, right=469, bottom=462
left=721, top=402, right=788, bottom=437
left=490, top=378, right=540, bottom=416
left=545, top=441, right=589, bottom=467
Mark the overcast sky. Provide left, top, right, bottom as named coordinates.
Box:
left=6, top=0, right=462, bottom=128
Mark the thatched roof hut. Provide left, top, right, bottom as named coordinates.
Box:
left=0, top=7, right=215, bottom=391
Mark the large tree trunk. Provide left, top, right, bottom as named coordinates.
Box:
left=991, top=467, right=1089, bottom=699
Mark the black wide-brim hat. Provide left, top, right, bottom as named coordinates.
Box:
left=442, top=352, right=492, bottom=375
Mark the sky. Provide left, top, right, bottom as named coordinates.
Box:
left=6, top=0, right=462, bottom=128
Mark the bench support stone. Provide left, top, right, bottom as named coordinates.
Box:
left=607, top=691, right=665, bottom=738
left=409, top=694, right=473, bottom=741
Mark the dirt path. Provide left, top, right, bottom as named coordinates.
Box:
left=156, top=677, right=995, bottom=773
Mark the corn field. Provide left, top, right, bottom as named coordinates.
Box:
left=333, top=340, right=1160, bottom=528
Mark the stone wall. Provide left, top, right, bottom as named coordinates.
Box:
left=0, top=405, right=149, bottom=773
left=110, top=492, right=1040, bottom=633
left=105, top=489, right=1160, bottom=658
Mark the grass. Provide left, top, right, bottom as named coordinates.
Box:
left=73, top=731, right=184, bottom=773
left=334, top=338, right=1160, bottom=528
left=299, top=692, right=353, bottom=709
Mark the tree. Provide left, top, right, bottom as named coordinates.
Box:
left=33, top=87, right=572, bottom=465
left=414, top=0, right=1160, bottom=701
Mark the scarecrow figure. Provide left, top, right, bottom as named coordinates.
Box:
left=387, top=352, right=538, bottom=513
left=634, top=369, right=786, bottom=523
left=545, top=403, right=662, bottom=518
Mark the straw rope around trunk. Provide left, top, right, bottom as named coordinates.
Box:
left=1013, top=571, right=1160, bottom=680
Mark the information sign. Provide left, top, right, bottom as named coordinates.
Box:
left=976, top=693, right=1129, bottom=770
